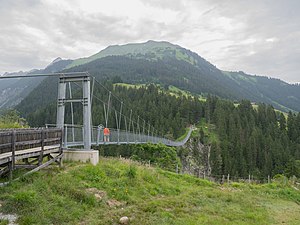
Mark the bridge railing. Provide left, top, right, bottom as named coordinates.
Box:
left=45, top=124, right=192, bottom=147
left=0, top=128, right=63, bottom=154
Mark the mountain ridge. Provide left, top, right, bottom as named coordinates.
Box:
left=6, top=40, right=300, bottom=113
left=0, top=58, right=73, bottom=110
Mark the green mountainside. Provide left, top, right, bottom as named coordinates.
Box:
left=222, top=71, right=300, bottom=112
left=16, top=40, right=300, bottom=112
left=64, top=40, right=300, bottom=112
left=67, top=40, right=198, bottom=68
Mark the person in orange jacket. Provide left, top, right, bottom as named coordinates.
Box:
left=104, top=127, right=110, bottom=142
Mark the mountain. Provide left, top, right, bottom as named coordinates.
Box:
left=0, top=58, right=73, bottom=110
left=222, top=71, right=300, bottom=112
left=16, top=40, right=300, bottom=115
left=66, top=40, right=201, bottom=68
left=65, top=40, right=300, bottom=112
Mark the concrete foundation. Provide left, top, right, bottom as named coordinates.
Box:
left=63, top=149, right=99, bottom=165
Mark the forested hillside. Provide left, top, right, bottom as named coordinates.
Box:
left=17, top=82, right=300, bottom=178
left=223, top=71, right=300, bottom=112
left=207, top=96, right=300, bottom=178
left=19, top=83, right=202, bottom=140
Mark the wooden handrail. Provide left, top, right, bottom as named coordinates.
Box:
left=0, top=128, right=63, bottom=154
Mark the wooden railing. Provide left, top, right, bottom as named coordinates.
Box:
left=0, top=128, right=63, bottom=154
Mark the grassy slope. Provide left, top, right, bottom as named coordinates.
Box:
left=114, top=83, right=206, bottom=102
left=1, top=158, right=299, bottom=225
left=192, top=118, right=219, bottom=144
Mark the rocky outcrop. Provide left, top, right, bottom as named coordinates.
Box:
left=178, top=137, right=211, bottom=178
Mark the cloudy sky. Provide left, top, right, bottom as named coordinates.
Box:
left=0, top=0, right=299, bottom=83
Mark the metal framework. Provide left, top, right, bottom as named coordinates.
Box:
left=56, top=73, right=92, bottom=150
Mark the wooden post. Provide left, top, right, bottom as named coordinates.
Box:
left=227, top=174, right=230, bottom=184
left=8, top=162, right=13, bottom=181
left=248, top=174, right=251, bottom=184
left=39, top=129, right=45, bottom=166
left=10, top=130, right=16, bottom=181
left=222, top=175, right=225, bottom=183
left=268, top=175, right=270, bottom=184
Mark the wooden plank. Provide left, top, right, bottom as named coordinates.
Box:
left=15, top=153, right=63, bottom=179
left=14, top=164, right=37, bottom=169
left=0, top=166, right=9, bottom=176
left=0, top=143, right=11, bottom=148
left=15, top=139, right=41, bottom=146
left=0, top=145, right=60, bottom=164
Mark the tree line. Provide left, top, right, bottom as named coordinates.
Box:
left=17, top=81, right=300, bottom=178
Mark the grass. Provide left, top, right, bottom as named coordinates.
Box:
left=176, top=127, right=190, bottom=142
left=114, top=83, right=145, bottom=89
left=0, top=158, right=299, bottom=224
left=114, top=82, right=207, bottom=102
left=193, top=118, right=219, bottom=144
left=0, top=220, right=9, bottom=225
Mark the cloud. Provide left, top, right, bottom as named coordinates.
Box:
left=0, top=0, right=299, bottom=83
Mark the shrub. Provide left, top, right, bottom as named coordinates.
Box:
left=126, top=165, right=137, bottom=179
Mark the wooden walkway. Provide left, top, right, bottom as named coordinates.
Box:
left=0, top=145, right=60, bottom=165
left=0, top=128, right=63, bottom=181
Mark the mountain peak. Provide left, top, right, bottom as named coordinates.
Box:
left=46, top=57, right=63, bottom=68
left=67, top=40, right=200, bottom=69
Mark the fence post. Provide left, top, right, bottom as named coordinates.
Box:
left=248, top=174, right=251, bottom=184
left=227, top=174, right=230, bottom=184
left=39, top=129, right=45, bottom=165
left=10, top=130, right=16, bottom=181
left=268, top=175, right=270, bottom=184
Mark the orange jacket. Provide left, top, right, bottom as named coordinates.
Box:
left=104, top=127, right=110, bottom=135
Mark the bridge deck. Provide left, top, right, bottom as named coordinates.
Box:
left=0, top=145, right=60, bottom=166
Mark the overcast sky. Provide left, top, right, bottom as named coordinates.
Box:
left=0, top=0, right=299, bottom=83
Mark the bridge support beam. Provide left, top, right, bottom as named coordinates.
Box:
left=56, top=73, right=92, bottom=150
left=83, top=77, right=92, bottom=150
left=56, top=81, right=66, bottom=128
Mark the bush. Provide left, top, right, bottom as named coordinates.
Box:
left=273, top=174, right=288, bottom=186
left=126, top=165, right=137, bottom=179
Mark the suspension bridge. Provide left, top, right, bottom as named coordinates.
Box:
left=0, top=72, right=192, bottom=181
